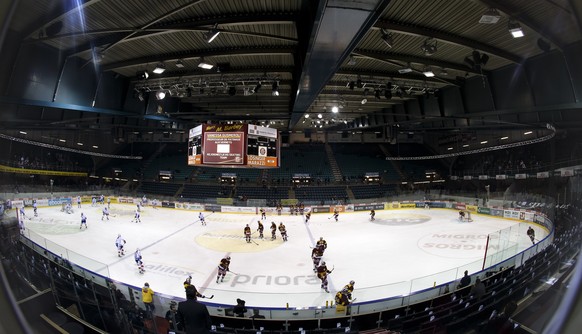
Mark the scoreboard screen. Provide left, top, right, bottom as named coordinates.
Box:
left=188, top=124, right=280, bottom=168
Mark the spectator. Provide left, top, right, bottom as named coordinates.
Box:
left=470, top=278, right=486, bottom=300
left=165, top=300, right=183, bottom=332
left=458, top=270, right=471, bottom=289
left=233, top=298, right=247, bottom=317
left=250, top=309, right=265, bottom=319
left=177, top=285, right=212, bottom=334
left=141, top=282, right=155, bottom=313
left=480, top=300, right=518, bottom=334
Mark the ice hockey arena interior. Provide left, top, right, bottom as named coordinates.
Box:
left=2, top=1, right=582, bottom=334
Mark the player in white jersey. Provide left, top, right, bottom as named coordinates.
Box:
left=92, top=197, right=97, bottom=207
left=80, top=213, right=87, bottom=229
left=77, top=196, right=81, bottom=208
left=199, top=212, right=206, bottom=226
left=115, top=234, right=126, bottom=257
left=133, top=210, right=141, bottom=223
left=134, top=248, right=145, bottom=274
left=33, top=201, right=38, bottom=217
left=18, top=217, right=25, bottom=234
left=102, top=207, right=110, bottom=220
left=19, top=206, right=26, bottom=220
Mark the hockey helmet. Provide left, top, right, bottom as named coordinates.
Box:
left=320, top=237, right=323, bottom=240
left=227, top=256, right=231, bottom=260
left=321, top=261, right=326, bottom=265
left=350, top=280, right=355, bottom=285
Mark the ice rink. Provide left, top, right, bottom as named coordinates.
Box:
left=20, top=203, right=545, bottom=309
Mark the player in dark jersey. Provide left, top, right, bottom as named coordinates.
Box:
left=270, top=222, right=277, bottom=240
left=278, top=222, right=288, bottom=241
left=527, top=226, right=535, bottom=245
left=311, top=247, right=323, bottom=272
left=305, top=212, right=311, bottom=224
left=260, top=208, right=266, bottom=220
left=330, top=208, right=339, bottom=222
left=317, top=261, right=333, bottom=293
left=217, top=256, right=231, bottom=283
left=244, top=224, right=252, bottom=243
left=316, top=237, right=327, bottom=252
left=257, top=221, right=264, bottom=239
left=370, top=209, right=375, bottom=221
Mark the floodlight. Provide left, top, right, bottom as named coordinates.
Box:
left=205, top=24, right=220, bottom=43
left=136, top=70, right=149, bottom=80
left=155, top=90, right=166, bottom=100
left=423, top=68, right=435, bottom=77
left=331, top=106, right=339, bottom=113
left=153, top=63, right=166, bottom=74
left=252, top=82, right=262, bottom=93
left=421, top=38, right=437, bottom=56
left=508, top=21, right=524, bottom=38
left=198, top=57, right=214, bottom=69
left=479, top=8, right=501, bottom=24
left=271, top=82, right=279, bottom=96
left=175, top=59, right=185, bottom=68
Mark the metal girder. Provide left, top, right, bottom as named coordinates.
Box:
left=474, top=0, right=567, bottom=50
left=101, top=46, right=296, bottom=71
left=131, top=67, right=294, bottom=82
left=353, top=49, right=485, bottom=75
left=336, top=69, right=456, bottom=86
left=375, top=19, right=524, bottom=64
left=289, top=0, right=394, bottom=130
left=153, top=12, right=298, bottom=30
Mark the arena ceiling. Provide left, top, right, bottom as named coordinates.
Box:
left=4, top=0, right=582, bottom=135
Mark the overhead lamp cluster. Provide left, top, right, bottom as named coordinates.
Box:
left=478, top=7, right=525, bottom=39
left=345, top=78, right=439, bottom=100
left=133, top=75, right=282, bottom=101
left=420, top=38, right=437, bottom=56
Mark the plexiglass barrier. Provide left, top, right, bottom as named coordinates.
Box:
left=15, top=203, right=554, bottom=323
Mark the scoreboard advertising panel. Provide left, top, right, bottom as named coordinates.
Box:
left=188, top=124, right=280, bottom=168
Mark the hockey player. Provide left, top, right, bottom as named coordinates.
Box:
left=151, top=199, right=157, bottom=209
left=316, top=237, right=328, bottom=252
left=91, top=197, right=97, bottom=207
left=183, top=276, right=210, bottom=298
left=102, top=206, right=110, bottom=221
left=107, top=197, right=111, bottom=209
left=342, top=280, right=355, bottom=300
left=133, top=209, right=141, bottom=223
left=270, top=222, right=277, bottom=240
left=369, top=209, right=375, bottom=221
left=257, top=221, right=264, bottom=239
left=115, top=234, right=126, bottom=257
left=305, top=211, right=311, bottom=224
left=278, top=222, right=288, bottom=241
left=99, top=194, right=105, bottom=205
left=527, top=227, right=536, bottom=245
left=260, top=208, right=266, bottom=220
left=458, top=211, right=466, bottom=222
left=33, top=201, right=38, bottom=217
left=80, top=212, right=88, bottom=229
left=77, top=196, right=81, bottom=208
left=19, top=206, right=26, bottom=220
left=330, top=208, right=339, bottom=222
left=136, top=202, right=142, bottom=213
left=134, top=248, right=145, bottom=274
left=216, top=256, right=231, bottom=283
left=311, top=247, right=323, bottom=272
left=244, top=224, right=252, bottom=243
left=276, top=204, right=282, bottom=216
left=18, top=216, right=25, bottom=234
left=316, top=261, right=333, bottom=293
left=199, top=212, right=206, bottom=226
left=335, top=290, right=350, bottom=307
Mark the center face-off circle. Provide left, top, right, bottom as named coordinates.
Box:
left=195, top=229, right=283, bottom=252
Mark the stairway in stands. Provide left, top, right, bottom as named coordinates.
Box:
left=379, top=144, right=405, bottom=179
left=140, top=143, right=168, bottom=179
left=324, top=143, right=343, bottom=182
left=345, top=186, right=355, bottom=201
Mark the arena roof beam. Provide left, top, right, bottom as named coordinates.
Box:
left=289, top=0, right=394, bottom=130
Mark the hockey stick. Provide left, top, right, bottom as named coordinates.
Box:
left=202, top=294, right=214, bottom=299
left=250, top=239, right=259, bottom=246
left=330, top=265, right=335, bottom=273
left=228, top=270, right=240, bottom=275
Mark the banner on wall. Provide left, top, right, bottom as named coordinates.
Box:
left=311, top=206, right=329, bottom=213
left=477, top=207, right=491, bottom=215
left=399, top=203, right=416, bottom=208
left=161, top=201, right=175, bottom=209
left=222, top=206, right=256, bottom=213
left=463, top=176, right=472, bottom=180
left=496, top=175, right=507, bottom=180
left=490, top=208, right=504, bottom=217
left=385, top=202, right=400, bottom=209
left=205, top=204, right=221, bottom=212
left=354, top=204, right=384, bottom=211
left=503, top=210, right=520, bottom=219
left=515, top=174, right=527, bottom=179
left=478, top=175, right=489, bottom=180
left=430, top=202, right=447, bottom=208
left=48, top=198, right=71, bottom=206
left=455, top=203, right=466, bottom=210
left=465, top=205, right=478, bottom=212
left=537, top=172, right=550, bottom=178
left=216, top=198, right=234, bottom=205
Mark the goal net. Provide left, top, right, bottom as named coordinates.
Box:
left=458, top=210, right=473, bottom=222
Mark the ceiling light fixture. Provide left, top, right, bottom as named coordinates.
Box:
left=500, top=136, right=509, bottom=140
left=304, top=114, right=310, bottom=118
left=317, top=113, right=323, bottom=119
left=347, top=56, right=357, bottom=65
left=175, top=59, right=185, bottom=68
left=205, top=23, right=220, bottom=43
left=480, top=140, right=488, bottom=144
left=381, top=29, right=394, bottom=48
left=479, top=8, right=501, bottom=24
left=153, top=63, right=166, bottom=74
left=398, top=63, right=413, bottom=74
left=508, top=20, right=524, bottom=38
left=136, top=70, right=149, bottom=80
left=331, top=106, right=339, bottom=113
left=198, top=57, right=214, bottom=69
left=155, top=90, right=166, bottom=100
left=271, top=81, right=279, bottom=96
left=19, top=131, right=27, bottom=135
left=423, top=67, right=435, bottom=77
left=252, top=82, right=262, bottom=93
left=421, top=38, right=437, bottom=56
left=524, top=131, right=533, bottom=135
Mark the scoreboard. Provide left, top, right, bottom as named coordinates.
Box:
left=188, top=124, right=280, bottom=168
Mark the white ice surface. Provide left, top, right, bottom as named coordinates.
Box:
left=21, top=204, right=545, bottom=309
